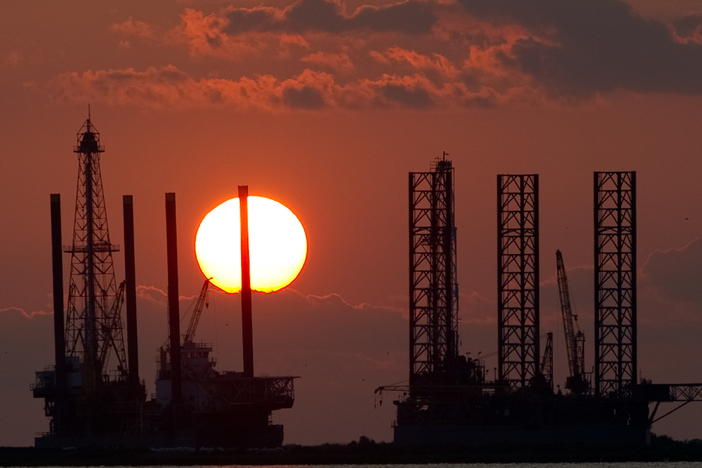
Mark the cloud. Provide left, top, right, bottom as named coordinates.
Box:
left=111, top=18, right=155, bottom=39
left=100, top=0, right=702, bottom=108
left=0, top=306, right=50, bottom=319
left=457, top=0, right=702, bottom=96
left=1, top=50, right=23, bottom=67
left=47, top=65, right=500, bottom=111
left=673, top=13, right=702, bottom=43
left=643, top=238, right=702, bottom=304
left=282, top=85, right=327, bottom=109
left=379, top=81, right=434, bottom=107
left=371, top=47, right=459, bottom=80
left=48, top=65, right=321, bottom=111
left=223, top=0, right=438, bottom=35
left=301, top=51, right=354, bottom=72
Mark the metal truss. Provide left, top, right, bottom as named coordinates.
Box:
left=408, top=155, right=459, bottom=389
left=498, top=174, right=540, bottom=388
left=541, top=332, right=553, bottom=391
left=65, top=117, right=127, bottom=387
left=594, top=171, right=636, bottom=397
left=636, top=383, right=702, bottom=424
left=668, top=384, right=702, bottom=401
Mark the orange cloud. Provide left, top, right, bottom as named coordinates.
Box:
left=222, top=0, right=438, bottom=35
left=111, top=17, right=154, bottom=39
left=301, top=51, right=354, bottom=72
left=371, top=47, right=458, bottom=79
left=47, top=65, right=510, bottom=111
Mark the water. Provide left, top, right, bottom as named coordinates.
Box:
left=18, top=464, right=702, bottom=468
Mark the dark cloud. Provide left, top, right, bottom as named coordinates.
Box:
left=458, top=0, right=702, bottom=96
left=644, top=238, right=702, bottom=303
left=380, top=82, right=434, bottom=108
left=226, top=7, right=280, bottom=35
left=282, top=85, right=327, bottom=109
left=49, top=65, right=481, bottom=111
left=673, top=13, right=702, bottom=37
left=351, top=1, right=437, bottom=34
left=224, top=0, right=437, bottom=35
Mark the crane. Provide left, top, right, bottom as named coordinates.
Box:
left=556, top=250, right=587, bottom=394
left=183, top=278, right=211, bottom=344
left=540, top=332, right=554, bottom=391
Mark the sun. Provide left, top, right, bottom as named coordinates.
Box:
left=195, top=196, right=307, bottom=293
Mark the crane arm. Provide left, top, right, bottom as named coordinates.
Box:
left=540, top=332, right=553, bottom=389
left=184, top=278, right=211, bottom=344
left=556, top=250, right=579, bottom=378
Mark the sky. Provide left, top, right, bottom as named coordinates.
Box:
left=1, top=0, right=702, bottom=446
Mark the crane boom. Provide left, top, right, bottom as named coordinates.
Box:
left=540, top=332, right=553, bottom=390
left=556, top=250, right=587, bottom=394
left=184, top=278, right=211, bottom=344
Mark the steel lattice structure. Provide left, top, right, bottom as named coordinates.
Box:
left=594, top=171, right=636, bottom=397
left=65, top=117, right=127, bottom=388
left=556, top=250, right=588, bottom=393
left=497, top=174, right=540, bottom=388
left=541, top=332, right=553, bottom=391
left=408, top=156, right=459, bottom=390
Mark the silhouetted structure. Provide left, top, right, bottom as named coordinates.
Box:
left=34, top=115, right=296, bottom=449
left=594, top=171, right=636, bottom=397
left=123, top=195, right=140, bottom=391
left=408, top=153, right=459, bottom=390
left=497, top=174, right=540, bottom=388
left=556, top=250, right=588, bottom=394
left=152, top=190, right=296, bottom=448
left=540, top=332, right=553, bottom=391
left=389, top=155, right=498, bottom=444
left=377, top=158, right=702, bottom=447
left=239, top=185, right=255, bottom=378
left=33, top=115, right=145, bottom=447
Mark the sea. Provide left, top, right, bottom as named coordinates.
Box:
left=18, top=464, right=702, bottom=468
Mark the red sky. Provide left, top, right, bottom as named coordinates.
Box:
left=1, top=0, right=702, bottom=446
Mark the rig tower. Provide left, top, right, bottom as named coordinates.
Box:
left=33, top=114, right=144, bottom=447
left=65, top=116, right=127, bottom=391
left=380, top=164, right=702, bottom=447
left=497, top=174, right=540, bottom=388
left=594, top=171, right=637, bottom=397
left=389, top=155, right=492, bottom=445
left=408, top=153, right=459, bottom=391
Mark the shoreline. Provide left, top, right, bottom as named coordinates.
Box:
left=2, top=438, right=702, bottom=465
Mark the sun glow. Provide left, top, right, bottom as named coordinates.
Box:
left=195, top=196, right=307, bottom=293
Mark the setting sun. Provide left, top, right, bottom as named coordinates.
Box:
left=195, top=196, right=307, bottom=293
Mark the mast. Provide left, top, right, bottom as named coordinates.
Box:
left=65, top=113, right=127, bottom=389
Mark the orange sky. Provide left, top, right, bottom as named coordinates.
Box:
left=1, top=0, right=702, bottom=446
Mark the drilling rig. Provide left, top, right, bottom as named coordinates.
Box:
left=377, top=161, right=702, bottom=447
left=152, top=193, right=297, bottom=448
left=33, top=114, right=144, bottom=447
left=556, top=250, right=588, bottom=394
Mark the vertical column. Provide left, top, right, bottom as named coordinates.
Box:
left=123, top=195, right=139, bottom=388
left=497, top=174, right=540, bottom=388
left=239, top=186, right=254, bottom=378
left=408, top=157, right=458, bottom=392
left=50, top=194, right=66, bottom=434
left=594, top=171, right=636, bottom=396
left=165, top=193, right=182, bottom=408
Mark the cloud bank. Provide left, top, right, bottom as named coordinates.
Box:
left=48, top=0, right=702, bottom=110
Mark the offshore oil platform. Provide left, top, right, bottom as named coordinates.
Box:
left=29, top=113, right=702, bottom=450
left=32, top=114, right=295, bottom=448
left=377, top=155, right=702, bottom=446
